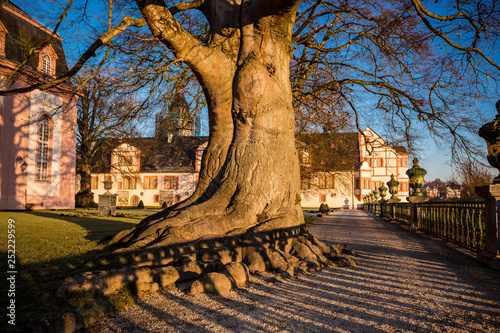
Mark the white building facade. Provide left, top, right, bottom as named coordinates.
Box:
left=91, top=128, right=410, bottom=209
left=300, top=127, right=410, bottom=209
left=90, top=137, right=207, bottom=207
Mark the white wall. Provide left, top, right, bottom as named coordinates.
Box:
left=91, top=172, right=198, bottom=206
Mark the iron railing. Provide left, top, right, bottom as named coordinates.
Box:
left=381, top=203, right=391, bottom=219
left=363, top=200, right=485, bottom=253
left=394, top=203, right=411, bottom=225
left=419, top=201, right=485, bottom=253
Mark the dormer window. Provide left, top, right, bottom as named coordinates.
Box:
left=42, top=54, right=51, bottom=75
left=37, top=44, right=58, bottom=77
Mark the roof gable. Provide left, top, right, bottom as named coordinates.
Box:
left=92, top=136, right=209, bottom=174
left=0, top=0, right=68, bottom=76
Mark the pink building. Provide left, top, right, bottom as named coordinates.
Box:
left=0, top=0, right=77, bottom=210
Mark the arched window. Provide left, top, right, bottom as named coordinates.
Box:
left=131, top=195, right=139, bottom=206
left=36, top=114, right=50, bottom=181
left=42, top=54, right=51, bottom=75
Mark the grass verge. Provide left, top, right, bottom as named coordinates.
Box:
left=0, top=209, right=150, bottom=331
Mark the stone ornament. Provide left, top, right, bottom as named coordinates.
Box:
left=478, top=99, right=500, bottom=184
left=406, top=158, right=427, bottom=196
left=387, top=174, right=399, bottom=200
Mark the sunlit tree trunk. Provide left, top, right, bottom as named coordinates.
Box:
left=116, top=0, right=304, bottom=248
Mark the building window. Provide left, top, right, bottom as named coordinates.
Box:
left=164, top=176, right=179, bottom=189
left=299, top=152, right=310, bottom=166
left=319, top=194, right=326, bottom=203
left=301, top=178, right=311, bottom=189
left=154, top=195, right=159, bottom=203
left=42, top=54, right=51, bottom=75
left=118, top=156, right=133, bottom=166
left=118, top=181, right=123, bottom=190
left=91, top=177, right=99, bottom=190
left=378, top=158, right=383, bottom=167
left=362, top=179, right=371, bottom=189
left=131, top=195, right=139, bottom=206
left=36, top=114, right=50, bottom=181
left=319, top=175, right=334, bottom=189
left=123, top=177, right=137, bottom=189
left=355, top=179, right=360, bottom=189
left=143, top=176, right=158, bottom=189
left=175, top=194, right=181, bottom=202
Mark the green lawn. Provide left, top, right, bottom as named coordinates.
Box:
left=0, top=210, right=148, bottom=331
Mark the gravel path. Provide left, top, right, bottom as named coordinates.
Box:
left=87, top=210, right=500, bottom=332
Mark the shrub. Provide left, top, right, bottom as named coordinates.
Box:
left=137, top=200, right=145, bottom=209
left=319, top=203, right=330, bottom=214
left=161, top=201, right=168, bottom=209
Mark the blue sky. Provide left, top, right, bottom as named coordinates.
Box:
left=14, top=0, right=500, bottom=183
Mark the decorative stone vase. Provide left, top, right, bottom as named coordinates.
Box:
left=478, top=99, right=500, bottom=184
left=387, top=174, right=399, bottom=199
left=379, top=182, right=388, bottom=201
left=373, top=188, right=380, bottom=201
left=103, top=179, right=113, bottom=194
left=406, top=158, right=427, bottom=196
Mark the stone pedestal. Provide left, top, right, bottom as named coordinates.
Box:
left=98, top=194, right=117, bottom=217
left=387, top=199, right=400, bottom=221
left=475, top=184, right=500, bottom=270
left=407, top=196, right=429, bottom=231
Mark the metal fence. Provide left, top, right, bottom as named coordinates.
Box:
left=394, top=203, right=411, bottom=225
left=364, top=200, right=485, bottom=253
left=419, top=201, right=485, bottom=253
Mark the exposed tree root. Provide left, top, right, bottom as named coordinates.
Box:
left=60, top=226, right=356, bottom=299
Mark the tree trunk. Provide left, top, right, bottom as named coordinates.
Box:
left=115, top=0, right=304, bottom=249
left=75, top=154, right=97, bottom=207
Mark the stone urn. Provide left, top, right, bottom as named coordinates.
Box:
left=478, top=99, right=500, bottom=184
left=373, top=188, right=380, bottom=201
left=103, top=179, right=113, bottom=194
left=406, top=158, right=426, bottom=196
left=378, top=182, right=388, bottom=201
left=387, top=174, right=399, bottom=200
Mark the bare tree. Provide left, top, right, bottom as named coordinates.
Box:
left=457, top=160, right=494, bottom=199
left=1, top=0, right=499, bottom=252
left=75, top=71, right=144, bottom=206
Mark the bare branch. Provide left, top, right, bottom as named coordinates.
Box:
left=169, top=0, right=205, bottom=15
left=0, top=15, right=146, bottom=96
left=410, top=0, right=500, bottom=71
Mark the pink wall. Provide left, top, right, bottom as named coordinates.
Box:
left=0, top=81, right=30, bottom=210
left=0, top=78, right=77, bottom=210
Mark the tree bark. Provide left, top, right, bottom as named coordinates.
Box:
left=115, top=0, right=304, bottom=249
left=75, top=155, right=97, bottom=207
left=76, top=94, right=97, bottom=207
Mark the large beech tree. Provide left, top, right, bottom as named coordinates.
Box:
left=2, top=0, right=499, bottom=250
left=120, top=0, right=307, bottom=248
